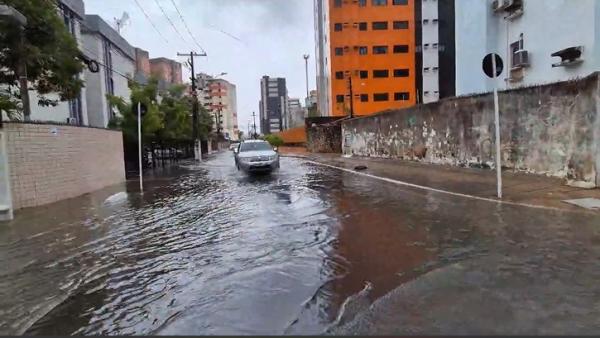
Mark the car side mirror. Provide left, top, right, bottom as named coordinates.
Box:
left=233, top=148, right=239, bottom=154
left=273, top=146, right=278, bottom=152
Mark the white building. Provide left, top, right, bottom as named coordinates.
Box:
left=456, top=0, right=600, bottom=96
left=286, top=98, right=306, bottom=129
left=27, top=0, right=88, bottom=125
left=198, top=74, right=239, bottom=141
left=82, top=15, right=135, bottom=128
left=314, top=0, right=331, bottom=116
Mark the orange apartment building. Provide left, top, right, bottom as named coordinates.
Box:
left=315, top=0, right=456, bottom=117
left=328, top=0, right=416, bottom=117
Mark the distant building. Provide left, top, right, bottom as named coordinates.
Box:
left=305, top=89, right=318, bottom=108
left=455, top=0, right=600, bottom=95
left=259, top=76, right=288, bottom=134
left=198, top=73, right=239, bottom=141
left=134, top=47, right=150, bottom=84
left=82, top=14, right=135, bottom=128
left=27, top=0, right=88, bottom=125
left=286, top=98, right=305, bottom=129
left=149, top=57, right=182, bottom=88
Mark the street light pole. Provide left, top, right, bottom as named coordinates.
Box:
left=303, top=54, right=310, bottom=100
left=251, top=111, right=257, bottom=139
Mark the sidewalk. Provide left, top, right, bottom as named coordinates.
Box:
left=280, top=148, right=600, bottom=213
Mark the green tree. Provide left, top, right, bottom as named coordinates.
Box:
left=0, top=0, right=84, bottom=118
left=157, top=85, right=192, bottom=143
left=107, top=78, right=163, bottom=144
left=264, top=134, right=284, bottom=147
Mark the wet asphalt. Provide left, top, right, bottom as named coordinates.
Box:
left=1, top=151, right=599, bottom=335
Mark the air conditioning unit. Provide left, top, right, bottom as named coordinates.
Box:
left=66, top=117, right=77, bottom=125
left=512, top=49, right=530, bottom=69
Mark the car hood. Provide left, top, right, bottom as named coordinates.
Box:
left=237, top=150, right=277, bottom=158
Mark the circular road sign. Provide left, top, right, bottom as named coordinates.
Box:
left=482, top=53, right=504, bottom=78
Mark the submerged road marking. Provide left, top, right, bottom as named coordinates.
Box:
left=299, top=158, right=570, bottom=212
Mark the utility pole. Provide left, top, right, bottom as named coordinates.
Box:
left=177, top=51, right=207, bottom=160
left=303, top=54, right=310, bottom=100
left=347, top=75, right=354, bottom=118
left=251, top=111, right=257, bottom=139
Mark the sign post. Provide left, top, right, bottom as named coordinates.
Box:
left=482, top=53, right=504, bottom=199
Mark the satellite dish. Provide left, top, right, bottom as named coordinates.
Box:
left=114, top=12, right=130, bottom=34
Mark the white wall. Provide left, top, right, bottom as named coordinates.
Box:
left=456, top=0, right=600, bottom=96
left=83, top=34, right=107, bottom=128
left=29, top=19, right=88, bottom=125
left=83, top=33, right=134, bottom=128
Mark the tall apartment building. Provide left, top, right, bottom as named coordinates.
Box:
left=82, top=15, right=135, bottom=128
left=455, top=0, right=600, bottom=96
left=198, top=74, right=239, bottom=141
left=259, top=76, right=288, bottom=134
left=314, top=0, right=455, bottom=116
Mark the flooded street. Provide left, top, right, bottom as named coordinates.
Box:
left=1, top=152, right=600, bottom=335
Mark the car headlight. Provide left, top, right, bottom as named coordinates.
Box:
left=269, top=155, right=277, bottom=161
left=239, top=157, right=251, bottom=163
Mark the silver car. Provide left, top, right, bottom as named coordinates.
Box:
left=234, top=140, right=280, bottom=173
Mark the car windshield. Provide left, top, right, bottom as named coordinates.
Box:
left=239, top=142, right=272, bottom=152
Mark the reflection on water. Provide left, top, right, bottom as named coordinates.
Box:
left=0, top=152, right=599, bottom=335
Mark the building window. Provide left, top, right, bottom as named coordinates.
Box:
left=359, top=22, right=367, bottom=31
left=373, top=69, right=389, bottom=78
left=335, top=71, right=344, bottom=79
left=372, top=21, right=388, bottom=30
left=334, top=0, right=342, bottom=7
left=359, top=70, right=368, bottom=78
left=373, top=93, right=389, bottom=101
left=393, top=45, right=409, bottom=53
left=394, top=69, right=409, bottom=77
left=394, top=92, right=410, bottom=101
left=358, top=46, right=368, bottom=55
left=372, top=0, right=387, bottom=5
left=393, top=0, right=408, bottom=4
left=335, top=47, right=344, bottom=56
left=360, top=94, right=369, bottom=102
left=373, top=45, right=388, bottom=54
left=334, top=23, right=343, bottom=31
left=358, top=0, right=367, bottom=6
left=393, top=20, right=409, bottom=29
left=336, top=95, right=345, bottom=103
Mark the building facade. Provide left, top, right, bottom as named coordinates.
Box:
left=455, top=0, right=600, bottom=96
left=259, top=76, right=288, bottom=134
left=314, top=0, right=331, bottom=116
left=286, top=98, right=306, bottom=129
left=314, top=0, right=456, bottom=116
left=27, top=0, right=88, bottom=125
left=198, top=74, right=239, bottom=141
left=82, top=15, right=135, bottom=128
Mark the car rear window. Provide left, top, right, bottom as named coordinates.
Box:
left=239, top=142, right=272, bottom=152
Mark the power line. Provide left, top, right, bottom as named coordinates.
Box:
left=153, top=0, right=190, bottom=46
left=132, top=0, right=170, bottom=45
left=168, top=0, right=207, bottom=54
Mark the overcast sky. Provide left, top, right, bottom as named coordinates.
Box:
left=85, top=0, right=316, bottom=130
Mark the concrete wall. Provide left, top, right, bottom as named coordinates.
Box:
left=343, top=73, right=600, bottom=187
left=307, top=123, right=342, bottom=153
left=4, top=123, right=125, bottom=210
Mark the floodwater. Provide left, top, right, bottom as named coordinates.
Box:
left=1, top=152, right=599, bottom=335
